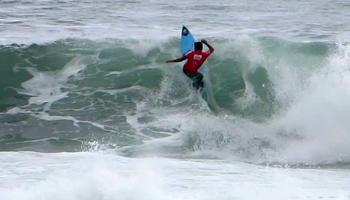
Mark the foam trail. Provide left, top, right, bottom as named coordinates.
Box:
left=17, top=55, right=95, bottom=109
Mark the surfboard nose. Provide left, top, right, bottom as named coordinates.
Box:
left=182, top=26, right=189, bottom=36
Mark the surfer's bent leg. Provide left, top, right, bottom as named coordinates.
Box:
left=183, top=69, right=204, bottom=89
left=193, top=72, right=203, bottom=88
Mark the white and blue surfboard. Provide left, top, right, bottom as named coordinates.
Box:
left=181, top=26, right=205, bottom=88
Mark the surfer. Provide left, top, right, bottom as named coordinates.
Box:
left=166, top=39, right=214, bottom=89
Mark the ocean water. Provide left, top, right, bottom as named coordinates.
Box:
left=1, top=0, right=350, bottom=199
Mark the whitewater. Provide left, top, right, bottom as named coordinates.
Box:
left=1, top=0, right=350, bottom=199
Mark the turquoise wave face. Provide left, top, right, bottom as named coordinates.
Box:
left=2, top=37, right=350, bottom=167
left=0, top=37, right=332, bottom=113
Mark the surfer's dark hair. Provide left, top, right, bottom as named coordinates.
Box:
left=194, top=42, right=203, bottom=51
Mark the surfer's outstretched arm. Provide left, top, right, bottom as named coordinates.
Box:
left=201, top=39, right=214, bottom=53
left=166, top=55, right=187, bottom=63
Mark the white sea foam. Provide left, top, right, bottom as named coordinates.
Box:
left=0, top=152, right=349, bottom=200
left=17, top=55, right=95, bottom=108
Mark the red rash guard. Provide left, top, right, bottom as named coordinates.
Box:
left=183, top=50, right=212, bottom=74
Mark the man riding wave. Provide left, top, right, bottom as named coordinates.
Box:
left=166, top=39, right=214, bottom=89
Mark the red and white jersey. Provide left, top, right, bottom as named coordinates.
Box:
left=183, top=50, right=212, bottom=74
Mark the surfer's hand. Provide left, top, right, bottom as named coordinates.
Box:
left=166, top=60, right=171, bottom=63
left=201, top=39, right=214, bottom=53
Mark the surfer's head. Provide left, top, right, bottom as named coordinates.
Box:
left=194, top=42, right=203, bottom=51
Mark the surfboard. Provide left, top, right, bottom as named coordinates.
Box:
left=181, top=26, right=195, bottom=56
left=181, top=26, right=205, bottom=90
